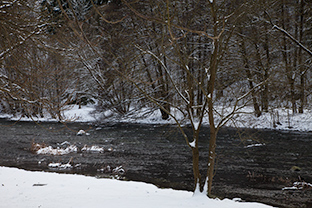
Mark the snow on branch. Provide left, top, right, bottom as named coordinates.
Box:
left=265, top=11, right=312, bottom=57
left=0, top=24, right=46, bottom=61
left=0, top=0, right=18, bottom=10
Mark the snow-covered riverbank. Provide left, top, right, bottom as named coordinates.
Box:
left=2, top=104, right=311, bottom=132
left=0, top=166, right=272, bottom=208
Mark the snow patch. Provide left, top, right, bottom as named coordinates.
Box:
left=36, top=145, right=78, bottom=155
left=81, top=145, right=104, bottom=153
left=34, top=141, right=106, bottom=155
left=77, top=129, right=86, bottom=135
left=282, top=181, right=312, bottom=190
left=112, top=166, right=125, bottom=174
left=48, top=162, right=73, bottom=169
left=244, top=143, right=265, bottom=148
left=189, top=139, right=196, bottom=148
left=0, top=167, right=273, bottom=208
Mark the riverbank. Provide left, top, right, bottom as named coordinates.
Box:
left=1, top=104, right=312, bottom=132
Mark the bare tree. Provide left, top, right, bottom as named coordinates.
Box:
left=36, top=0, right=312, bottom=198
left=121, top=0, right=265, bottom=196
left=0, top=0, right=44, bottom=115
left=0, top=0, right=85, bottom=120
left=265, top=1, right=312, bottom=114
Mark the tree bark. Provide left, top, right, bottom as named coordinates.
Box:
left=239, top=35, right=261, bottom=117
left=281, top=0, right=296, bottom=114
left=298, top=0, right=305, bottom=113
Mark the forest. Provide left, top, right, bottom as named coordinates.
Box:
left=1, top=0, right=312, bottom=195
left=1, top=0, right=312, bottom=119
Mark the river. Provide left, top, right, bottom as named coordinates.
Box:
left=0, top=118, right=311, bottom=208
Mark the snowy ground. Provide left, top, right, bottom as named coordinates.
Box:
left=0, top=166, right=273, bottom=208
left=1, top=104, right=311, bottom=132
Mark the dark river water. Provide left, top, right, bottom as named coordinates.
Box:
left=0, top=118, right=311, bottom=208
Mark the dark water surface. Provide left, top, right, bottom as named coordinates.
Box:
left=0, top=118, right=311, bottom=207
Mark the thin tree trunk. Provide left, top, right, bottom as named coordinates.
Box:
left=206, top=123, right=217, bottom=196
left=298, top=0, right=304, bottom=113
left=263, top=22, right=270, bottom=112
left=281, top=0, right=296, bottom=114
left=254, top=42, right=268, bottom=112
left=206, top=32, right=218, bottom=196
left=239, top=35, right=261, bottom=117
left=191, top=131, right=201, bottom=192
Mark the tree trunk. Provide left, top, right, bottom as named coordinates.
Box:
left=298, top=0, right=305, bottom=113
left=239, top=36, right=261, bottom=117
left=205, top=30, right=219, bottom=196
left=192, top=143, right=201, bottom=192
left=299, top=75, right=305, bottom=113
left=281, top=0, right=296, bottom=114
left=160, top=102, right=170, bottom=120
left=206, top=124, right=217, bottom=196
left=254, top=42, right=268, bottom=113
left=263, top=23, right=270, bottom=112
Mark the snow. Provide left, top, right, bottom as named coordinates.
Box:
left=193, top=120, right=200, bottom=130
left=77, top=129, right=86, bottom=135
left=91, top=105, right=312, bottom=132
left=224, top=107, right=312, bottom=132
left=0, top=166, right=273, bottom=208
left=81, top=145, right=104, bottom=153
left=62, top=105, right=99, bottom=122
left=244, top=143, right=265, bottom=148
left=36, top=145, right=78, bottom=155
left=189, top=139, right=196, bottom=148
left=0, top=104, right=99, bottom=123
left=2, top=104, right=312, bottom=132
left=104, top=105, right=311, bottom=132
left=34, top=142, right=108, bottom=155
left=48, top=162, right=73, bottom=169
left=282, top=181, right=312, bottom=190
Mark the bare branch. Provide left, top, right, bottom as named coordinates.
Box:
left=90, top=0, right=127, bottom=24
left=121, top=0, right=224, bottom=40
left=135, top=45, right=190, bottom=104
left=265, top=11, right=312, bottom=57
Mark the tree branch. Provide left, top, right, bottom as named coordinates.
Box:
left=265, top=11, right=312, bottom=57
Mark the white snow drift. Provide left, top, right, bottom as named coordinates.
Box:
left=0, top=167, right=272, bottom=208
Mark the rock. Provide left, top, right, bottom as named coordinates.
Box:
left=77, top=130, right=86, bottom=136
